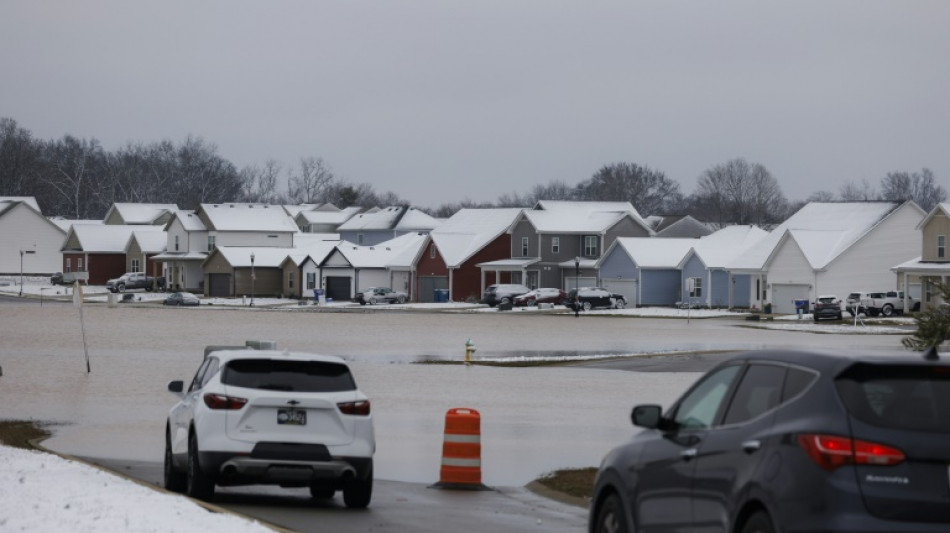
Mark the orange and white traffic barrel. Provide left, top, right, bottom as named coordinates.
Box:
left=432, top=407, right=490, bottom=490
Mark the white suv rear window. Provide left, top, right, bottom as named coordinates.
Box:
left=222, top=359, right=357, bottom=393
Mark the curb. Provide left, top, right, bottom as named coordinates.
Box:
left=26, top=436, right=295, bottom=533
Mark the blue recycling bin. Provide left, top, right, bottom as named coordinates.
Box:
left=794, top=299, right=809, bottom=314
left=433, top=289, right=449, bottom=302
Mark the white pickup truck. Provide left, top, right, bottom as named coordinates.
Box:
left=848, top=290, right=920, bottom=317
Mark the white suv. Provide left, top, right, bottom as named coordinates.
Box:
left=164, top=347, right=375, bottom=507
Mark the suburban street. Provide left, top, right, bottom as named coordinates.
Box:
left=0, top=294, right=914, bottom=531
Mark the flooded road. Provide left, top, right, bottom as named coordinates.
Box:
left=0, top=298, right=905, bottom=486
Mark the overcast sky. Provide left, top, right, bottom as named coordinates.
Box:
left=1, top=1, right=947, bottom=209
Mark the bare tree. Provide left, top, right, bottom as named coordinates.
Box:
left=575, top=162, right=683, bottom=216
left=239, top=159, right=285, bottom=204
left=839, top=179, right=878, bottom=201
left=880, top=168, right=946, bottom=212
left=692, top=158, right=788, bottom=225
left=41, top=135, right=106, bottom=218
left=288, top=156, right=335, bottom=204
left=806, top=190, right=836, bottom=202
left=0, top=118, right=42, bottom=198
left=528, top=180, right=576, bottom=203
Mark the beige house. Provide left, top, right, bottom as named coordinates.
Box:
left=893, top=202, right=950, bottom=310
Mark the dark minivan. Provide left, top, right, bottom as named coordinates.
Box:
left=590, top=349, right=950, bottom=533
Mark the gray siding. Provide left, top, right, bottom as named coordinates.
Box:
left=599, top=246, right=637, bottom=280
left=641, top=270, right=681, bottom=305
left=710, top=270, right=729, bottom=307
left=511, top=218, right=537, bottom=258
left=732, top=274, right=752, bottom=307
left=681, top=255, right=706, bottom=302
left=604, top=217, right=650, bottom=251
left=339, top=230, right=395, bottom=246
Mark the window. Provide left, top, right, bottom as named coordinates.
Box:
left=836, top=364, right=950, bottom=432
left=521, top=237, right=529, bottom=256
left=722, top=364, right=786, bottom=425
left=208, top=235, right=216, bottom=252
left=288, top=272, right=295, bottom=289
left=131, top=259, right=140, bottom=273
left=689, top=277, right=702, bottom=298
left=584, top=236, right=598, bottom=257
left=939, top=235, right=945, bottom=258
left=307, top=272, right=316, bottom=290
left=65, top=258, right=71, bottom=273
left=222, top=359, right=356, bottom=392
left=430, top=244, right=436, bottom=259
left=673, top=365, right=741, bottom=430
left=77, top=258, right=83, bottom=271
left=174, top=235, right=179, bottom=252
left=358, top=234, right=364, bottom=245
left=552, top=237, right=560, bottom=254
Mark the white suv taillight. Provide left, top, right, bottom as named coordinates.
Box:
left=338, top=400, right=371, bottom=416
left=203, top=393, right=247, bottom=410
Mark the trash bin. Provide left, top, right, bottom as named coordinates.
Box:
left=795, top=299, right=809, bottom=314
left=107, top=292, right=117, bottom=308
left=433, top=289, right=449, bottom=303
left=763, top=302, right=772, bottom=314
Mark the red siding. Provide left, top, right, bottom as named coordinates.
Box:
left=63, top=253, right=127, bottom=285
left=415, top=241, right=448, bottom=301
left=452, top=235, right=512, bottom=301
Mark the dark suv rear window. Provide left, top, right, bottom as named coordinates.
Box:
left=222, top=359, right=356, bottom=392
left=835, top=363, right=950, bottom=432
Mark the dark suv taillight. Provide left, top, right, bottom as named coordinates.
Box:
left=203, top=393, right=247, bottom=410
left=338, top=400, right=371, bottom=416
left=798, top=434, right=905, bottom=470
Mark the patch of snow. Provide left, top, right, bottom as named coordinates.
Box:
left=0, top=445, right=274, bottom=533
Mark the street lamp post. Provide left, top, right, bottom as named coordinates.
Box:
left=574, top=256, right=580, bottom=318
left=19, top=249, right=35, bottom=297
left=250, top=252, right=256, bottom=307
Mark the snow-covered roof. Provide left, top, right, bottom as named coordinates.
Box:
left=151, top=251, right=207, bottom=261
left=199, top=203, right=298, bottom=232
left=166, top=210, right=207, bottom=232
left=686, top=225, right=768, bottom=268
left=282, top=204, right=321, bottom=217
left=604, top=237, right=695, bottom=268
left=430, top=208, right=524, bottom=267
left=212, top=246, right=296, bottom=268
left=333, top=232, right=429, bottom=269
left=394, top=208, right=440, bottom=232
left=477, top=258, right=541, bottom=269
left=915, top=202, right=950, bottom=230
left=104, top=203, right=178, bottom=224
left=0, top=196, right=40, bottom=211
left=64, top=225, right=148, bottom=253
left=729, top=202, right=920, bottom=271
left=891, top=256, right=950, bottom=273
left=127, top=230, right=167, bottom=253
left=284, top=240, right=340, bottom=267
left=523, top=201, right=652, bottom=235
left=294, top=233, right=341, bottom=247
left=49, top=218, right=103, bottom=232
left=296, top=207, right=362, bottom=226
left=649, top=215, right=713, bottom=238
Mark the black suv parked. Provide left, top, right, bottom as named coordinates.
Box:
left=590, top=349, right=950, bottom=533
left=481, top=284, right=531, bottom=307
left=564, top=287, right=626, bottom=311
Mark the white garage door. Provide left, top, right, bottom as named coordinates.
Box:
left=602, top=279, right=639, bottom=307
left=771, top=284, right=811, bottom=314
left=565, top=277, right=598, bottom=291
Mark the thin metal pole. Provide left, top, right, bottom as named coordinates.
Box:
left=79, top=305, right=90, bottom=373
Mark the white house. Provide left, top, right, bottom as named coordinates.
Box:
left=103, top=203, right=178, bottom=225
left=729, top=201, right=926, bottom=314
left=0, top=199, right=66, bottom=275
left=320, top=232, right=429, bottom=300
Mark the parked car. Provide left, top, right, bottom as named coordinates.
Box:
left=812, top=294, right=842, bottom=321
left=589, top=348, right=950, bottom=533
left=163, top=291, right=200, bottom=306
left=513, top=288, right=567, bottom=307
left=356, top=287, right=407, bottom=305
left=107, top=272, right=165, bottom=293
left=481, top=283, right=531, bottom=307
left=845, top=291, right=872, bottom=316
left=50, top=272, right=64, bottom=285
left=564, top=287, right=626, bottom=311
left=164, top=347, right=375, bottom=507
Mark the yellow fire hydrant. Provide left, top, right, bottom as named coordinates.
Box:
left=464, top=338, right=476, bottom=363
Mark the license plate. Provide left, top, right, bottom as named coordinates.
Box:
left=277, top=408, right=306, bottom=426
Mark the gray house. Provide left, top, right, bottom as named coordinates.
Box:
left=337, top=206, right=439, bottom=246
left=480, top=201, right=654, bottom=290
left=597, top=238, right=695, bottom=306
left=677, top=225, right=767, bottom=308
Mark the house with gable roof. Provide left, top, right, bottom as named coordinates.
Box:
left=337, top=206, right=439, bottom=246
left=103, top=203, right=178, bottom=225
left=203, top=246, right=296, bottom=298
left=0, top=198, right=66, bottom=274
left=479, top=201, right=653, bottom=291
left=597, top=237, right=696, bottom=306
left=729, top=201, right=925, bottom=314
left=677, top=225, right=768, bottom=308
left=294, top=206, right=363, bottom=233
left=280, top=239, right=340, bottom=299
left=420, top=208, right=524, bottom=302
left=645, top=215, right=713, bottom=238
left=154, top=203, right=298, bottom=291
left=124, top=230, right=167, bottom=282
left=892, top=202, right=950, bottom=311
left=60, top=225, right=163, bottom=284
left=319, top=232, right=429, bottom=301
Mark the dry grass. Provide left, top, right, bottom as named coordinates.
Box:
left=0, top=420, right=50, bottom=449
left=535, top=467, right=598, bottom=500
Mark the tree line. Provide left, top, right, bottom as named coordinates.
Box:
left=1, top=117, right=944, bottom=222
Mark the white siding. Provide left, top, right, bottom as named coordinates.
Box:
left=216, top=231, right=293, bottom=248
left=355, top=269, right=390, bottom=292
left=816, top=203, right=924, bottom=298
left=766, top=238, right=814, bottom=300
left=0, top=204, right=65, bottom=274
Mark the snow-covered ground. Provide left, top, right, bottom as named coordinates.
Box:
left=0, top=445, right=274, bottom=533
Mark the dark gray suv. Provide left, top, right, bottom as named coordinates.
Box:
left=590, top=349, right=950, bottom=533
left=481, top=283, right=531, bottom=307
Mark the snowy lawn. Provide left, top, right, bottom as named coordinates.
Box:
left=0, top=445, right=274, bottom=533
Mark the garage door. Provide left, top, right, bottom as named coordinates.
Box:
left=602, top=279, right=639, bottom=307
left=771, top=284, right=810, bottom=314
left=325, top=276, right=352, bottom=302
left=208, top=274, right=231, bottom=297
left=565, top=277, right=598, bottom=291
left=417, top=276, right=449, bottom=303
